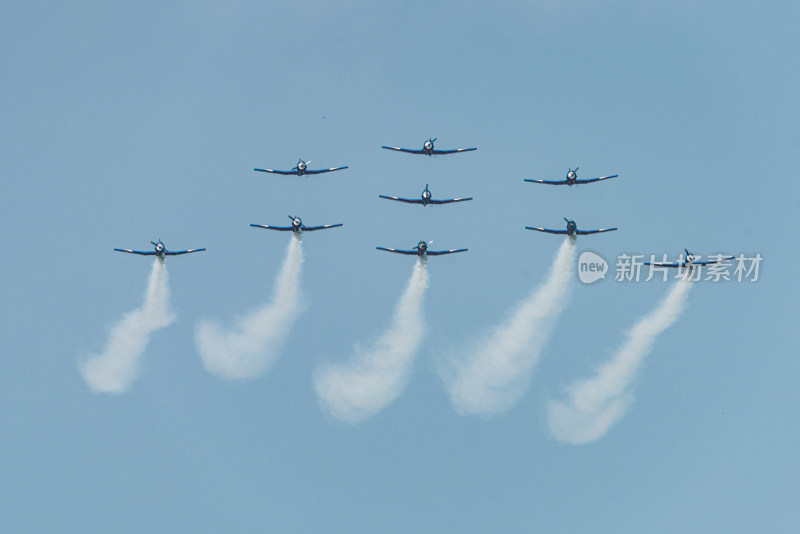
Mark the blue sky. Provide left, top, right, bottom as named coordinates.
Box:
left=1, top=0, right=798, bottom=531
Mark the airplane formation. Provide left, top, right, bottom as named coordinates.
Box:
left=114, top=137, right=730, bottom=270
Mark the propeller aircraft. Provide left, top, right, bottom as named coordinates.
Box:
left=526, top=218, right=618, bottom=237
left=114, top=240, right=206, bottom=261
left=644, top=249, right=735, bottom=268
left=525, top=167, right=618, bottom=186
left=376, top=240, right=468, bottom=259
left=253, top=158, right=348, bottom=176
left=379, top=184, right=473, bottom=206
left=381, top=138, right=477, bottom=157
left=250, top=216, right=343, bottom=237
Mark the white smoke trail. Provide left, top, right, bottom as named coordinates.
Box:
left=196, top=237, right=304, bottom=380
left=314, top=259, right=429, bottom=423
left=442, top=238, right=576, bottom=416
left=80, top=259, right=176, bottom=394
left=548, top=275, right=693, bottom=444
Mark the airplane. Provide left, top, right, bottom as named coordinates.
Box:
left=525, top=218, right=618, bottom=237
left=250, top=215, right=343, bottom=236
left=114, top=240, right=205, bottom=261
left=644, top=249, right=735, bottom=268
left=381, top=138, right=477, bottom=157
left=379, top=184, right=473, bottom=206
left=525, top=167, right=618, bottom=186
left=253, top=158, right=348, bottom=176
left=376, top=240, right=468, bottom=259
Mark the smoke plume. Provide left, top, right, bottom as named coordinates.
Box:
left=196, top=237, right=304, bottom=380
left=80, top=259, right=175, bottom=393
left=443, top=238, right=576, bottom=416
left=315, top=259, right=429, bottom=423
left=548, top=275, right=693, bottom=444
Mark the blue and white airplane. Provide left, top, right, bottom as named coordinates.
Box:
left=376, top=240, right=468, bottom=259
left=526, top=218, right=618, bottom=237
left=644, top=249, right=735, bottom=268
left=253, top=158, right=348, bottom=177
left=250, top=215, right=343, bottom=236
left=379, top=184, right=473, bottom=206
left=114, top=240, right=206, bottom=261
left=525, top=167, right=618, bottom=186
left=381, top=138, right=477, bottom=157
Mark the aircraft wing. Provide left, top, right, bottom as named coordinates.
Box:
left=426, top=248, right=468, bottom=256
left=525, top=227, right=568, bottom=235
left=302, top=223, right=343, bottom=232
left=381, top=146, right=425, bottom=154
left=574, top=174, right=619, bottom=184
left=693, top=256, right=735, bottom=265
left=524, top=179, right=568, bottom=185
left=253, top=168, right=296, bottom=175
left=575, top=228, right=618, bottom=235
left=166, top=248, right=206, bottom=256
left=376, top=246, right=419, bottom=255
left=646, top=255, right=735, bottom=267
left=432, top=148, right=477, bottom=155
left=379, top=195, right=424, bottom=205
left=643, top=261, right=682, bottom=268
left=304, top=166, right=348, bottom=175
left=250, top=224, right=294, bottom=231
left=114, top=248, right=157, bottom=255
left=429, top=197, right=473, bottom=204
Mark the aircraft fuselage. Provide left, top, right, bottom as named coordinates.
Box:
left=421, top=188, right=432, bottom=205
left=291, top=218, right=303, bottom=234
left=565, top=220, right=578, bottom=236
left=566, top=168, right=578, bottom=185
left=153, top=241, right=167, bottom=259
left=566, top=167, right=580, bottom=185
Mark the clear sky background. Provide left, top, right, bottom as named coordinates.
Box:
left=2, top=0, right=798, bottom=531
